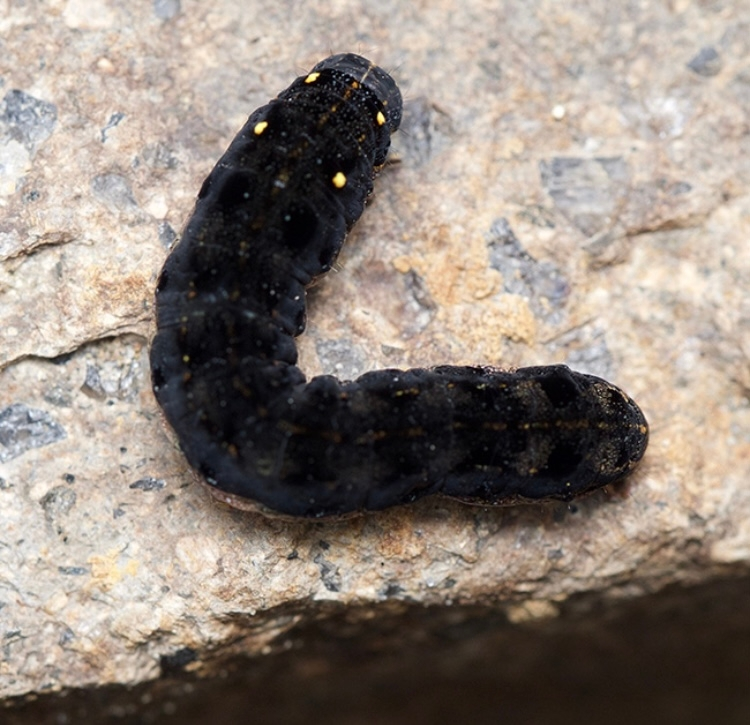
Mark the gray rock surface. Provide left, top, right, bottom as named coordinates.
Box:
left=1, top=0, right=749, bottom=716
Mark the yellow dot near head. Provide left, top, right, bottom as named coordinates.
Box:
left=253, top=120, right=268, bottom=136
left=305, top=71, right=321, bottom=84
left=376, top=110, right=386, bottom=126
left=332, top=171, right=347, bottom=189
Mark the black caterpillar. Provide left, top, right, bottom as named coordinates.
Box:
left=150, top=53, right=649, bottom=518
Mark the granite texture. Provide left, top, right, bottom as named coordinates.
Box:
left=1, top=0, right=749, bottom=718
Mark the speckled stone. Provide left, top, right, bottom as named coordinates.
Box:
left=1, top=0, right=749, bottom=712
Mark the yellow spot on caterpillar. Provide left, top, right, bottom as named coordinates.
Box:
left=305, top=72, right=320, bottom=84
left=376, top=110, right=386, bottom=126
left=332, top=171, right=347, bottom=188
left=182, top=354, right=190, bottom=363
left=253, top=120, right=268, bottom=136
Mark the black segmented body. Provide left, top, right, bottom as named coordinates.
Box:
left=150, top=54, right=649, bottom=518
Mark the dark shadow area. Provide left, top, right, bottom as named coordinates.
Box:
left=5, top=575, right=750, bottom=725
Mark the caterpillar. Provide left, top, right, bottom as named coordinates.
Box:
left=149, top=53, right=648, bottom=518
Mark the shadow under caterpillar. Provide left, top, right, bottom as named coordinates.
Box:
left=150, top=53, right=648, bottom=518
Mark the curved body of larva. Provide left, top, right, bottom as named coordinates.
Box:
left=150, top=54, right=648, bottom=518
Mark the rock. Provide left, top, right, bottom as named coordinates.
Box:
left=1, top=0, right=749, bottom=721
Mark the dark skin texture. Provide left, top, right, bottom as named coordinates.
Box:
left=150, top=54, right=649, bottom=518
